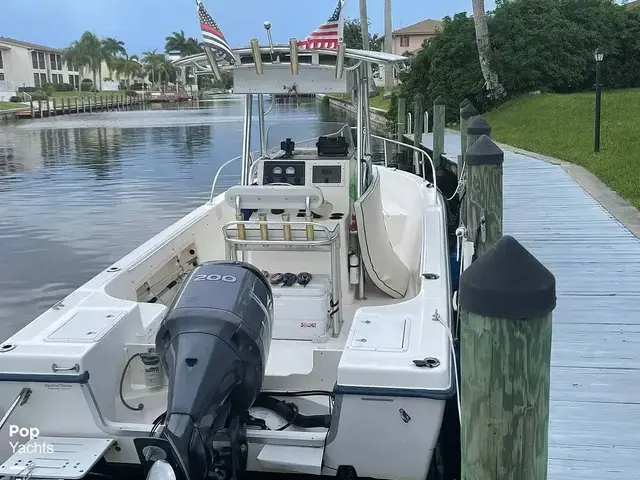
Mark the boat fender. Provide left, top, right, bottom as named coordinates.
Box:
left=349, top=252, right=360, bottom=285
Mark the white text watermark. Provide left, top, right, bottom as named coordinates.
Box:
left=8, top=425, right=54, bottom=455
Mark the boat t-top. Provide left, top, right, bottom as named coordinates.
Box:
left=0, top=2, right=453, bottom=480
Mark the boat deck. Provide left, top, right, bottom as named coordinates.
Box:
left=416, top=131, right=640, bottom=479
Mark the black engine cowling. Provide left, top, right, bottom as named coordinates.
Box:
left=154, top=260, right=273, bottom=480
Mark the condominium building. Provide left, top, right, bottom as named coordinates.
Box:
left=0, top=37, right=85, bottom=93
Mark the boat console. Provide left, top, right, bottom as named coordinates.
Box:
left=222, top=131, right=357, bottom=342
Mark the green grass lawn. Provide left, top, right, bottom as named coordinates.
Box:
left=0, top=101, right=28, bottom=111
left=328, top=86, right=392, bottom=112
left=485, top=89, right=640, bottom=209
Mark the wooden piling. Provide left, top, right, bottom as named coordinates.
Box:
left=397, top=97, right=406, bottom=142
left=30, top=101, right=34, bottom=118
left=459, top=234, right=556, bottom=480
left=460, top=103, right=479, bottom=174
left=75, top=98, right=79, bottom=113
left=38, top=100, right=43, bottom=118
left=463, top=134, right=504, bottom=259
left=433, top=95, right=446, bottom=171
left=413, top=93, right=424, bottom=176
left=466, top=115, right=492, bottom=153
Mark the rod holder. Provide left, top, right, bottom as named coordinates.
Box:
left=236, top=213, right=246, bottom=239
left=251, top=38, right=264, bottom=74
left=259, top=213, right=269, bottom=240
left=289, top=38, right=299, bottom=75
left=203, top=46, right=223, bottom=82
left=335, top=43, right=346, bottom=79
left=282, top=213, right=292, bottom=241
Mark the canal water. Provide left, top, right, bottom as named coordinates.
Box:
left=0, top=97, right=368, bottom=340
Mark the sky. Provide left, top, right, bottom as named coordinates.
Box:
left=1, top=0, right=498, bottom=56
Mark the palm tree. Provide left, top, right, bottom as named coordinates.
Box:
left=142, top=49, right=161, bottom=87
left=62, top=41, right=91, bottom=91
left=102, top=37, right=127, bottom=83
left=165, top=30, right=202, bottom=56
left=78, top=32, right=104, bottom=90
left=471, top=0, right=505, bottom=99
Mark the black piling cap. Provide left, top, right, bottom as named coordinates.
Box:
left=460, top=103, right=479, bottom=119
left=466, top=135, right=504, bottom=165
left=467, top=115, right=492, bottom=135
left=434, top=95, right=447, bottom=106
left=459, top=235, right=556, bottom=320
left=460, top=98, right=471, bottom=109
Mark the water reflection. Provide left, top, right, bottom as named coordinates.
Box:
left=0, top=98, right=360, bottom=340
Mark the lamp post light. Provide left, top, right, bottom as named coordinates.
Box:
left=594, top=47, right=604, bottom=153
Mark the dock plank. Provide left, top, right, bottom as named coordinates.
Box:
left=418, top=131, right=640, bottom=479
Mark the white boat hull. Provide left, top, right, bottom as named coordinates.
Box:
left=0, top=165, right=453, bottom=480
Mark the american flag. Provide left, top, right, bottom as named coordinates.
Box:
left=298, top=0, right=346, bottom=50
left=196, top=0, right=235, bottom=64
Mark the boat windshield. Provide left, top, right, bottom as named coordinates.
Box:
left=265, top=121, right=354, bottom=156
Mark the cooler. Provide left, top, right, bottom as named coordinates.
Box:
left=272, top=274, right=331, bottom=341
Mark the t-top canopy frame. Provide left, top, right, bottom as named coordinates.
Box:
left=172, top=44, right=409, bottom=95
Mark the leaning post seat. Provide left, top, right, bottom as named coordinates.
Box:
left=222, top=184, right=344, bottom=338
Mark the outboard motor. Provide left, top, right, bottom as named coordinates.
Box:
left=154, top=260, right=273, bottom=480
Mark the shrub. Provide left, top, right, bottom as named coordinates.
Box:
left=31, top=91, right=49, bottom=100
left=391, top=0, right=640, bottom=121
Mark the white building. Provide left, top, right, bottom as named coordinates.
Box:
left=0, top=37, right=86, bottom=96
left=0, top=37, right=144, bottom=101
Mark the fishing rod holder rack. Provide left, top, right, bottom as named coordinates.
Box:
left=222, top=219, right=343, bottom=337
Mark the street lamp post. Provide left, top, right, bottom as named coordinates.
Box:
left=594, top=47, right=604, bottom=153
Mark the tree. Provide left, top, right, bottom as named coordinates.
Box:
left=78, top=32, right=104, bottom=90
left=102, top=37, right=127, bottom=83
left=63, top=41, right=91, bottom=91
left=165, top=30, right=202, bottom=56
left=471, top=0, right=505, bottom=99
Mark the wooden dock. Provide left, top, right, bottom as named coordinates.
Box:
left=416, top=130, right=640, bottom=479
left=14, top=94, right=148, bottom=120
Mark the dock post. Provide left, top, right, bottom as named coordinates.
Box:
left=412, top=93, right=424, bottom=176
left=75, top=98, right=78, bottom=113
left=52, top=99, right=57, bottom=116
left=30, top=101, right=34, bottom=118
left=38, top=100, right=43, bottom=118
left=433, top=95, right=446, bottom=171
left=466, top=115, right=492, bottom=152
left=463, top=134, right=504, bottom=259
left=397, top=97, right=406, bottom=142
left=460, top=102, right=479, bottom=174
left=459, top=234, right=555, bottom=480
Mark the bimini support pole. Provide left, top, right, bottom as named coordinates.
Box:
left=258, top=94, right=267, bottom=157
left=241, top=94, right=253, bottom=185
left=202, top=45, right=223, bottom=82
left=355, top=65, right=366, bottom=300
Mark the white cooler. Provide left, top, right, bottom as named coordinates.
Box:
left=272, top=274, right=331, bottom=342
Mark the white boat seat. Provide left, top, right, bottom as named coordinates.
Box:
left=225, top=185, right=325, bottom=211
left=354, top=168, right=410, bottom=299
